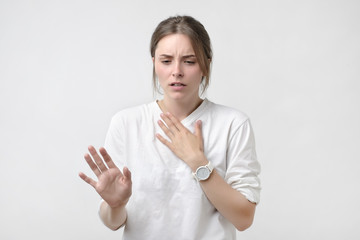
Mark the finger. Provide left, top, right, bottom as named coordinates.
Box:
left=160, top=113, right=180, bottom=133
left=195, top=120, right=204, bottom=151
left=88, top=145, right=108, bottom=172
left=99, top=147, right=117, bottom=169
left=79, top=172, right=97, bottom=188
left=123, top=167, right=132, bottom=183
left=156, top=133, right=174, bottom=151
left=166, top=112, right=186, bottom=132
left=194, top=120, right=203, bottom=138
left=158, top=119, right=174, bottom=139
left=84, top=153, right=102, bottom=177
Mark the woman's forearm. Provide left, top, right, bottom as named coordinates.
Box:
left=200, top=169, right=256, bottom=231
left=99, top=201, right=127, bottom=231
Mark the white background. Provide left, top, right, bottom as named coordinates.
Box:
left=1, top=0, right=359, bottom=239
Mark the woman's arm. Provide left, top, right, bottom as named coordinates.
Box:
left=79, top=146, right=132, bottom=230
left=176, top=151, right=255, bottom=231
left=157, top=113, right=256, bottom=231
left=99, top=201, right=128, bottom=231
left=199, top=165, right=256, bottom=231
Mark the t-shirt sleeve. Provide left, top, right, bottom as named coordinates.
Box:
left=224, top=118, right=261, bottom=204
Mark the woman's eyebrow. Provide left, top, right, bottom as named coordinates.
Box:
left=158, top=54, right=196, bottom=58
left=182, top=54, right=196, bottom=58
left=159, top=54, right=173, bottom=58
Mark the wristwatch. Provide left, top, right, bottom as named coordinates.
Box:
left=193, top=161, right=214, bottom=181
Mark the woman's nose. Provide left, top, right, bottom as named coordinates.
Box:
left=172, top=62, right=184, bottom=77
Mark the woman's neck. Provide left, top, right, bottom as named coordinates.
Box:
left=158, top=97, right=203, bottom=121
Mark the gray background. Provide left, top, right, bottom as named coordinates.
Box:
left=1, top=0, right=359, bottom=239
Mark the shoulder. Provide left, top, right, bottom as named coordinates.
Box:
left=205, top=99, right=250, bottom=126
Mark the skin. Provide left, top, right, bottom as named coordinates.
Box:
left=79, top=33, right=256, bottom=231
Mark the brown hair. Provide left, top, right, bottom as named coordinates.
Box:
left=150, top=15, right=213, bottom=95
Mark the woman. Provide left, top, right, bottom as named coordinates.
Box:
left=79, top=15, right=261, bottom=240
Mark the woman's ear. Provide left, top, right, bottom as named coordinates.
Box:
left=152, top=57, right=155, bottom=63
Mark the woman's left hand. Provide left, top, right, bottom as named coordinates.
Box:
left=156, top=112, right=206, bottom=170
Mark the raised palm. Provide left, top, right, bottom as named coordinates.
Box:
left=79, top=146, right=132, bottom=208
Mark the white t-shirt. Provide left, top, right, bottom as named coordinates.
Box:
left=103, top=98, right=261, bottom=240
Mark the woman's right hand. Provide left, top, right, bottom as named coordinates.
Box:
left=79, top=146, right=132, bottom=208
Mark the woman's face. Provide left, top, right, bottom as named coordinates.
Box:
left=153, top=34, right=203, bottom=102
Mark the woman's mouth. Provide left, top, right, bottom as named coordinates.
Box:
left=170, top=82, right=186, bottom=86
left=169, top=82, right=186, bottom=90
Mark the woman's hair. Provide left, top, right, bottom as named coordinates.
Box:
left=150, top=15, right=213, bottom=95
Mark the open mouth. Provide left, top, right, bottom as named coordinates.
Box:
left=170, top=82, right=186, bottom=86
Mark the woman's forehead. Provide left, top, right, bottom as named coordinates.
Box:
left=155, top=34, right=195, bottom=56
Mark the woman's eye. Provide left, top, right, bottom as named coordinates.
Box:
left=161, top=60, right=171, bottom=64
left=185, top=61, right=195, bottom=64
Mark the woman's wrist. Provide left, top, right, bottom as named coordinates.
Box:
left=188, top=153, right=208, bottom=172
left=108, top=199, right=129, bottom=210
left=100, top=200, right=128, bottom=230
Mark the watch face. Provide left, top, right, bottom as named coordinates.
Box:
left=197, top=167, right=210, bottom=180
